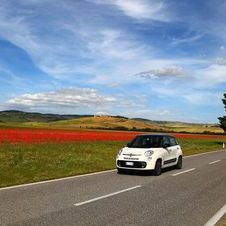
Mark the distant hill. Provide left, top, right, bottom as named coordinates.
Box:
left=132, top=117, right=221, bottom=133
left=0, top=110, right=223, bottom=133
left=0, top=110, right=93, bottom=123
left=47, top=116, right=164, bottom=131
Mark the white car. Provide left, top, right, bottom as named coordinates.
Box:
left=116, top=134, right=183, bottom=176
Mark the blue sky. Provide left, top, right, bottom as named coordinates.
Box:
left=0, top=0, right=226, bottom=123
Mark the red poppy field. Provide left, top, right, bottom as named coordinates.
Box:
left=0, top=128, right=225, bottom=143
left=0, top=128, right=139, bottom=143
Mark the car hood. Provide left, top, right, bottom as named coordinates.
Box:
left=122, top=147, right=151, bottom=154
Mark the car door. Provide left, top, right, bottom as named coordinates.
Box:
left=160, top=136, right=174, bottom=166
left=167, top=136, right=178, bottom=165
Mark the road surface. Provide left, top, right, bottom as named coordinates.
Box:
left=1, top=150, right=226, bottom=226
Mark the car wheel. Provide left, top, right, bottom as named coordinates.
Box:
left=176, top=156, right=182, bottom=169
left=154, top=160, right=162, bottom=176
left=117, top=168, right=125, bottom=174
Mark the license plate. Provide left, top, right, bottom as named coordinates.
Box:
left=125, top=162, right=134, bottom=166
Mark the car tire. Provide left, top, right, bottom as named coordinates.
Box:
left=154, top=160, right=162, bottom=176
left=117, top=168, right=125, bottom=174
left=176, top=156, right=182, bottom=169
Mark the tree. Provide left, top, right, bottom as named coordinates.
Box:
left=218, top=93, right=226, bottom=132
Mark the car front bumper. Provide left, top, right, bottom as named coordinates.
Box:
left=116, top=157, right=156, bottom=170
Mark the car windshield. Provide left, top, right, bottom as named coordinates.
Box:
left=127, top=135, right=161, bottom=148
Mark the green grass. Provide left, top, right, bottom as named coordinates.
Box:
left=0, top=138, right=225, bottom=188
left=179, top=138, right=225, bottom=155
left=0, top=141, right=125, bottom=188
left=219, top=217, right=226, bottom=226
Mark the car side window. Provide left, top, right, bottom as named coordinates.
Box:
left=160, top=136, right=170, bottom=147
left=169, top=137, right=178, bottom=146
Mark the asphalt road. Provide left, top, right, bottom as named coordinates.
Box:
left=1, top=150, right=226, bottom=226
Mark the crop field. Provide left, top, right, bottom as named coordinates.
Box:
left=0, top=128, right=139, bottom=143
left=0, top=127, right=225, bottom=188
left=0, top=128, right=225, bottom=143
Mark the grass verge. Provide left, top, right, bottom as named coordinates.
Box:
left=222, top=219, right=226, bottom=226
left=218, top=216, right=226, bottom=226
left=223, top=220, right=226, bottom=226
left=0, top=138, right=225, bottom=188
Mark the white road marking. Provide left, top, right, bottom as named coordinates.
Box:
left=209, top=160, right=221, bottom=165
left=172, top=168, right=196, bottom=176
left=74, top=185, right=142, bottom=207
left=204, top=203, right=226, bottom=226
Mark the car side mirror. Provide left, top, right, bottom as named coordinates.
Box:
left=127, top=142, right=131, bottom=147
left=163, top=143, right=170, bottom=149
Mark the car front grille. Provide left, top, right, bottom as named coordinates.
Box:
left=117, top=160, right=147, bottom=168
left=123, top=153, right=141, bottom=156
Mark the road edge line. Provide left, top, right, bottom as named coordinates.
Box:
left=204, top=203, right=226, bottom=226
left=184, top=149, right=226, bottom=159
left=0, top=169, right=116, bottom=191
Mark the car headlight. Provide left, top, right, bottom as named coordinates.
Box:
left=144, top=150, right=154, bottom=157
left=117, top=149, right=123, bottom=157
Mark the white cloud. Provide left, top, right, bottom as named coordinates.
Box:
left=106, top=83, right=120, bottom=88
left=86, top=29, right=146, bottom=61
left=215, top=57, right=226, bottom=65
left=7, top=88, right=116, bottom=111
left=90, top=57, right=205, bottom=85
left=0, top=1, right=151, bottom=80
left=194, top=64, right=226, bottom=87
left=220, top=46, right=225, bottom=51
left=4, top=88, right=155, bottom=117
left=136, top=65, right=185, bottom=79
left=0, top=1, right=97, bottom=78
left=18, top=0, right=53, bottom=4
left=89, top=0, right=170, bottom=21
left=171, top=34, right=203, bottom=46
left=0, top=6, right=39, bottom=54
left=182, top=91, right=222, bottom=106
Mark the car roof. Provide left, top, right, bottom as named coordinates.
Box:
left=137, top=134, right=176, bottom=138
